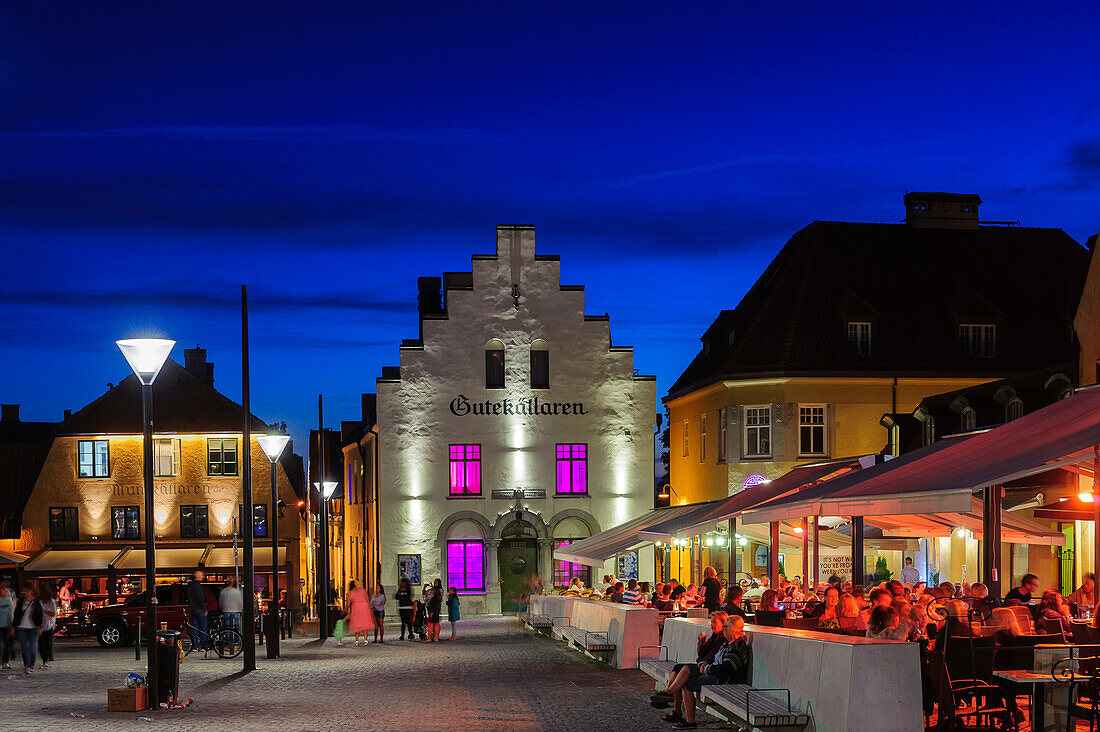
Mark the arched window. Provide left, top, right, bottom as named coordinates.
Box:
left=446, top=519, right=486, bottom=592
left=485, top=338, right=505, bottom=389
left=960, top=407, right=976, bottom=432
left=553, top=517, right=591, bottom=588
left=1006, top=398, right=1023, bottom=422
left=922, top=416, right=936, bottom=446
left=530, top=339, right=549, bottom=389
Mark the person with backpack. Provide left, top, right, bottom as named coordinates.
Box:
left=446, top=587, right=460, bottom=640
left=37, top=583, right=56, bottom=668
left=395, top=580, right=414, bottom=640
left=426, top=579, right=443, bottom=642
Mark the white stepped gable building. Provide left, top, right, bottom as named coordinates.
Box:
left=376, top=225, right=657, bottom=614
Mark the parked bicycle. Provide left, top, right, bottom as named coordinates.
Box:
left=180, top=615, right=244, bottom=659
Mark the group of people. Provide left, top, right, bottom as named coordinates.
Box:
left=0, top=579, right=58, bottom=675
left=338, top=578, right=461, bottom=645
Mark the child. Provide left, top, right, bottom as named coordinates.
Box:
left=446, top=587, right=460, bottom=640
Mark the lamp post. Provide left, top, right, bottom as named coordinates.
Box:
left=116, top=337, right=174, bottom=710
left=313, top=481, right=338, bottom=638
left=657, top=484, right=679, bottom=506
left=257, top=434, right=290, bottom=659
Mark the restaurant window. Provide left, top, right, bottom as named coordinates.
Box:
left=449, top=444, right=482, bottom=496
left=717, top=408, right=728, bottom=463
left=111, top=506, right=141, bottom=540
left=799, top=405, right=827, bottom=456
left=485, top=339, right=505, bottom=389
left=744, top=406, right=771, bottom=457
left=446, top=540, right=485, bottom=592
left=553, top=539, right=591, bottom=588
left=78, top=439, right=110, bottom=478
left=531, top=339, right=549, bottom=389
left=960, top=324, right=996, bottom=358
left=699, top=413, right=707, bottom=462
left=49, top=507, right=79, bottom=541
left=847, top=321, right=872, bottom=357
left=180, top=504, right=209, bottom=539
left=207, top=438, right=238, bottom=476
left=555, top=443, right=588, bottom=494
left=1006, top=398, right=1023, bottom=422
left=154, top=438, right=181, bottom=477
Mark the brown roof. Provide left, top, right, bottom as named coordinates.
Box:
left=0, top=420, right=57, bottom=539
left=668, top=221, right=1088, bottom=399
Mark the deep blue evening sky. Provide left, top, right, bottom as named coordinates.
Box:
left=2, top=3, right=1098, bottom=448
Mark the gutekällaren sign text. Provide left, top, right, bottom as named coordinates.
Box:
left=449, top=394, right=588, bottom=417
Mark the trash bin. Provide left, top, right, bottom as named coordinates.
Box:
left=155, top=630, right=182, bottom=704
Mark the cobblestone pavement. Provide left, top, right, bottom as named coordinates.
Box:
left=1, top=618, right=700, bottom=731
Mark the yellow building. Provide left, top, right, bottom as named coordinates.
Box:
left=336, top=395, right=380, bottom=596
left=1, top=348, right=307, bottom=609
left=665, top=193, right=1090, bottom=583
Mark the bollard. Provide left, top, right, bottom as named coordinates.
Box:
left=136, top=618, right=141, bottom=661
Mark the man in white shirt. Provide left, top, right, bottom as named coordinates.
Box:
left=219, top=578, right=244, bottom=632
left=900, top=557, right=920, bottom=586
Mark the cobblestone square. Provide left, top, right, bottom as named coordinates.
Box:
left=2, top=619, right=681, bottom=732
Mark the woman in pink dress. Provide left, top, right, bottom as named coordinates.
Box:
left=341, top=581, right=375, bottom=646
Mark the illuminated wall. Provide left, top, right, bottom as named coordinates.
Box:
left=376, top=226, right=657, bottom=614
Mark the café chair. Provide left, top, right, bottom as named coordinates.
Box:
left=1052, top=655, right=1100, bottom=732
left=752, top=609, right=785, bottom=627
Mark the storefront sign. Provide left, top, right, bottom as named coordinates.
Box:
left=819, top=555, right=852, bottom=581
left=449, top=394, right=588, bottom=417
left=110, top=483, right=224, bottom=497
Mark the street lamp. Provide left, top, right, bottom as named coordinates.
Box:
left=257, top=434, right=290, bottom=659
left=116, top=337, right=174, bottom=710
left=313, top=480, right=338, bottom=639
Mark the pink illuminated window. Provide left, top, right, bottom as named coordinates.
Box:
left=449, top=444, right=481, bottom=496
left=555, top=443, right=588, bottom=494
left=553, top=539, right=591, bottom=588
left=446, top=540, right=484, bottom=592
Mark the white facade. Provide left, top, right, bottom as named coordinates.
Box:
left=376, top=226, right=657, bottom=614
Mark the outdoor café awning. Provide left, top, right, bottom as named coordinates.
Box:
left=23, top=548, right=125, bottom=575
left=861, top=496, right=1064, bottom=546
left=0, top=548, right=28, bottom=565
left=113, top=547, right=207, bottom=572
left=638, top=459, right=861, bottom=542
left=553, top=503, right=718, bottom=567
left=741, top=385, right=1100, bottom=525
left=203, top=546, right=287, bottom=571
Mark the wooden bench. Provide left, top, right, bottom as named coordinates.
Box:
left=559, top=626, right=616, bottom=659
left=700, top=684, right=810, bottom=729
left=639, top=658, right=678, bottom=685
left=520, top=612, right=553, bottom=632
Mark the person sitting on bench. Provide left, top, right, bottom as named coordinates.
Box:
left=671, top=614, right=751, bottom=730
left=655, top=611, right=729, bottom=722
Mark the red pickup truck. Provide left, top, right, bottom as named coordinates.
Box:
left=88, top=583, right=222, bottom=648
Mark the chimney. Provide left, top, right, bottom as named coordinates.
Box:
left=417, top=277, right=444, bottom=316
left=184, top=345, right=215, bottom=387
left=361, top=393, right=377, bottom=424
left=64, top=409, right=72, bottom=420
left=904, top=192, right=981, bottom=230
left=1, top=404, right=19, bottom=424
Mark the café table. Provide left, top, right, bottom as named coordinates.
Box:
left=992, top=669, right=1061, bottom=731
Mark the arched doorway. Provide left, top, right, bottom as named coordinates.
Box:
left=498, top=519, right=538, bottom=613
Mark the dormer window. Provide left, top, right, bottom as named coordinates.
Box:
left=959, top=324, right=995, bottom=358
left=727, top=327, right=736, bottom=346
left=847, top=322, right=871, bottom=357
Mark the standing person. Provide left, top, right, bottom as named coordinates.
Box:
left=13, top=585, right=42, bottom=675
left=395, top=580, right=414, bottom=641
left=701, top=567, right=722, bottom=613
left=426, top=579, right=443, bottom=642
left=370, top=584, right=387, bottom=643
left=37, top=583, right=56, bottom=668
left=900, top=557, right=920, bottom=586
left=0, top=580, right=14, bottom=669
left=185, top=569, right=208, bottom=648
left=446, top=587, right=461, bottom=640
left=218, top=578, right=243, bottom=632
left=342, top=581, right=374, bottom=646
left=57, top=579, right=74, bottom=613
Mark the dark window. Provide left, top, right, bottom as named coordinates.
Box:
left=241, top=503, right=268, bottom=538
left=180, top=504, right=209, bottom=539
left=111, top=506, right=141, bottom=540
left=485, top=347, right=505, bottom=389
left=207, top=438, right=238, bottom=476
left=531, top=349, right=549, bottom=389
left=960, top=324, right=996, bottom=358
left=847, top=322, right=871, bottom=357
left=798, top=406, right=827, bottom=456
left=49, top=507, right=78, bottom=541
left=78, top=440, right=109, bottom=478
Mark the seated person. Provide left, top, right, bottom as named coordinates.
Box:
left=866, top=605, right=908, bottom=641
left=566, top=577, right=585, bottom=593
left=858, top=588, right=893, bottom=629
left=668, top=614, right=751, bottom=730
left=1004, top=573, right=1039, bottom=606
left=719, top=585, right=747, bottom=620
left=608, top=582, right=625, bottom=603
left=668, top=579, right=686, bottom=602
left=621, top=579, right=643, bottom=605
left=752, top=589, right=785, bottom=626
left=988, top=608, right=1027, bottom=725
left=1037, top=589, right=1072, bottom=634
left=653, top=586, right=675, bottom=611
left=806, top=586, right=841, bottom=630
left=839, top=592, right=863, bottom=629
left=683, top=584, right=699, bottom=606
left=651, top=582, right=665, bottom=605
left=655, top=611, right=728, bottom=721
left=1068, top=574, right=1096, bottom=611
left=968, top=582, right=999, bottom=609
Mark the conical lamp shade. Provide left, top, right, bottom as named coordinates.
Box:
left=314, top=481, right=338, bottom=499
left=116, top=338, right=175, bottom=385
left=257, top=434, right=291, bottom=462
